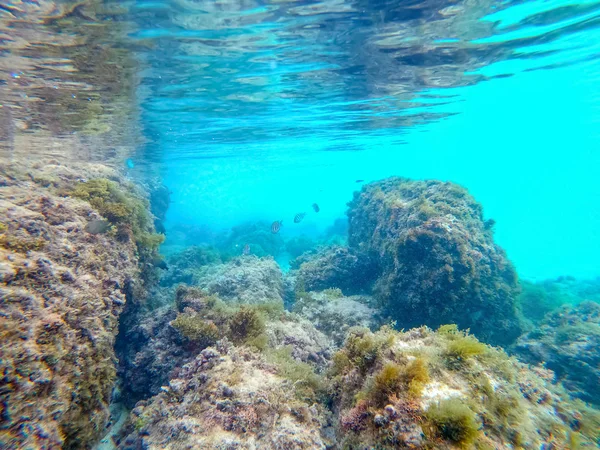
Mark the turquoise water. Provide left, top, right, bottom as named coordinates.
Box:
left=2, top=1, right=600, bottom=448
left=121, top=0, right=600, bottom=280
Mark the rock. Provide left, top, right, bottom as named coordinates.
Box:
left=512, top=301, right=600, bottom=406
left=331, top=325, right=600, bottom=449
left=347, top=177, right=523, bottom=346
left=119, top=345, right=328, bottom=450
left=293, top=290, right=382, bottom=346
left=293, top=245, right=378, bottom=295
left=0, top=170, right=140, bottom=449
left=194, top=256, right=284, bottom=305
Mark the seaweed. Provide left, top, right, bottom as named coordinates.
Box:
left=426, top=398, right=480, bottom=447
left=171, top=314, right=220, bottom=348
left=228, top=306, right=266, bottom=343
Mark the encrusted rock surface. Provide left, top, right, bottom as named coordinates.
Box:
left=347, top=177, right=523, bottom=346
left=293, top=245, right=378, bottom=295
left=0, top=166, right=141, bottom=449
left=293, top=290, right=382, bottom=346
left=512, top=301, right=600, bottom=406
left=193, top=255, right=284, bottom=305
left=119, top=344, right=329, bottom=450
left=330, top=325, right=600, bottom=449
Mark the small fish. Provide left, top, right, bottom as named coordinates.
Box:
left=312, top=203, right=320, bottom=213
left=125, top=159, right=135, bottom=169
left=242, top=244, right=250, bottom=255
left=293, top=212, right=306, bottom=223
left=85, top=219, right=111, bottom=234
left=355, top=179, right=364, bottom=183
left=271, top=220, right=283, bottom=234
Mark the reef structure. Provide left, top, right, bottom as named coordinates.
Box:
left=0, top=163, right=160, bottom=449
left=513, top=301, right=600, bottom=407
left=330, top=325, right=600, bottom=449
left=346, top=177, right=523, bottom=346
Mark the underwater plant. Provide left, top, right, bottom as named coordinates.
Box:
left=425, top=398, right=480, bottom=447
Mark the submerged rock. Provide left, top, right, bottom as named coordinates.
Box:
left=347, top=177, right=523, bottom=346
left=0, top=169, right=141, bottom=449
left=119, top=344, right=329, bottom=450
left=293, top=290, right=383, bottom=346
left=512, top=301, right=600, bottom=406
left=159, top=245, right=222, bottom=287
left=330, top=325, right=600, bottom=449
left=193, top=256, right=284, bottom=305
left=293, top=245, right=378, bottom=295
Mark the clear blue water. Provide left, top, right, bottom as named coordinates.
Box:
left=126, top=0, right=600, bottom=281
left=2, top=0, right=600, bottom=280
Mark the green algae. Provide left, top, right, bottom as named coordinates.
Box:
left=171, top=314, right=220, bottom=347
left=426, top=398, right=480, bottom=448
left=265, top=346, right=325, bottom=401
left=229, top=306, right=266, bottom=343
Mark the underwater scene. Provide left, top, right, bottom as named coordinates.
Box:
left=1, top=0, right=600, bottom=449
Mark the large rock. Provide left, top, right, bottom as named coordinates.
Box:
left=512, top=301, right=600, bottom=406
left=0, top=169, right=142, bottom=449
left=347, top=177, right=522, bottom=346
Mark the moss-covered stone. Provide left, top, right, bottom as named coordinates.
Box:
left=347, top=177, right=523, bottom=346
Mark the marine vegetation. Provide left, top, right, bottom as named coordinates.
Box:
left=425, top=398, right=480, bottom=448
left=0, top=168, right=140, bottom=449
left=346, top=177, right=523, bottom=346
left=330, top=325, right=600, bottom=449
left=513, top=301, right=600, bottom=406
left=70, top=178, right=164, bottom=252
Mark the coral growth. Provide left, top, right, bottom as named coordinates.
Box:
left=512, top=301, right=600, bottom=406
left=347, top=177, right=523, bottom=346
left=0, top=168, right=142, bottom=449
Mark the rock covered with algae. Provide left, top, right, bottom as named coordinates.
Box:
left=0, top=165, right=153, bottom=449
left=329, top=325, right=600, bottom=449
left=512, top=300, right=600, bottom=407
left=191, top=255, right=284, bottom=305
left=346, top=177, right=523, bottom=346
left=292, top=245, right=378, bottom=295
left=293, top=289, right=383, bottom=346
left=117, top=284, right=334, bottom=408
left=119, top=343, right=329, bottom=450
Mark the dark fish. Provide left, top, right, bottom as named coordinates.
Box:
left=355, top=179, right=364, bottom=183
left=293, top=212, right=306, bottom=223
left=243, top=244, right=250, bottom=255
left=85, top=219, right=111, bottom=234
left=151, top=256, right=168, bottom=270
left=271, top=220, right=283, bottom=234
left=312, top=203, right=320, bottom=213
